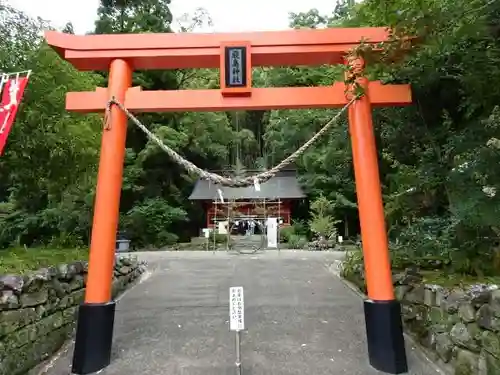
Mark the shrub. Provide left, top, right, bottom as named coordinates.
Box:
left=280, top=220, right=311, bottom=243
left=290, top=219, right=309, bottom=237
left=309, top=216, right=337, bottom=239
left=209, top=232, right=228, bottom=244
left=340, top=248, right=364, bottom=279
left=308, top=196, right=339, bottom=240
left=288, top=234, right=308, bottom=249
left=280, top=226, right=295, bottom=243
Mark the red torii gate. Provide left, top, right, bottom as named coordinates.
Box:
left=46, top=27, right=411, bottom=375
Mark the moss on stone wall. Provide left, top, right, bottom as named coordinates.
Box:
left=0, top=256, right=146, bottom=375
left=342, top=266, right=500, bottom=375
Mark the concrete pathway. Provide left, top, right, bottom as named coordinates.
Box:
left=43, top=251, right=442, bottom=375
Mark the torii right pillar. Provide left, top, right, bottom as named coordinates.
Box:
left=346, top=55, right=408, bottom=374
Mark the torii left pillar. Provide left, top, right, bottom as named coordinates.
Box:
left=71, top=59, right=132, bottom=374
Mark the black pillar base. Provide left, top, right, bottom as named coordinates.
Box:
left=72, top=302, right=116, bottom=375
left=364, top=299, right=408, bottom=374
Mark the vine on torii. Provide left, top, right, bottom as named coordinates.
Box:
left=343, top=28, right=415, bottom=98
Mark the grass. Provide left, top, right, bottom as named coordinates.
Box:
left=0, top=247, right=89, bottom=275
left=419, top=270, right=500, bottom=287
left=342, top=244, right=359, bottom=252
left=343, top=248, right=500, bottom=287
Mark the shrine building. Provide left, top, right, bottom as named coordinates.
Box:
left=188, top=169, right=305, bottom=229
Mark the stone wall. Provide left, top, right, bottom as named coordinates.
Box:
left=0, top=256, right=146, bottom=375
left=344, top=267, right=500, bottom=375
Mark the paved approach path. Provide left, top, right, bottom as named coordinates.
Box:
left=44, top=251, right=441, bottom=375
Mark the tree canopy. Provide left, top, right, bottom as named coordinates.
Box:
left=1, top=0, right=500, bottom=274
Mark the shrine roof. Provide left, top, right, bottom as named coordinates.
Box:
left=188, top=171, right=305, bottom=201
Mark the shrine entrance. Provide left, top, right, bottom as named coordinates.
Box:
left=45, top=27, right=412, bottom=375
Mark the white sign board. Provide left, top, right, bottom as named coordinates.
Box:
left=218, top=220, right=228, bottom=235
left=266, top=217, right=278, bottom=248
left=338, top=235, right=343, bottom=243
left=202, top=228, right=211, bottom=238
left=229, top=286, right=245, bottom=331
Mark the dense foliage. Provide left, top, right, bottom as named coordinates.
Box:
left=1, top=0, right=500, bottom=275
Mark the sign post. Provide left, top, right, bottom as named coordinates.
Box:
left=229, top=286, right=244, bottom=375
left=202, top=228, right=210, bottom=252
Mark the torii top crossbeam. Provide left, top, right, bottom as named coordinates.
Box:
left=45, top=27, right=411, bottom=113
left=46, top=27, right=391, bottom=70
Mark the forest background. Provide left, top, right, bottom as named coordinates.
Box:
left=1, top=0, right=500, bottom=276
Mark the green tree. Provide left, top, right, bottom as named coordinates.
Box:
left=4, top=0, right=500, bottom=269
left=0, top=4, right=102, bottom=247
left=349, top=0, right=500, bottom=273
left=309, top=196, right=338, bottom=240
left=92, top=1, right=240, bottom=246
left=95, top=0, right=173, bottom=34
